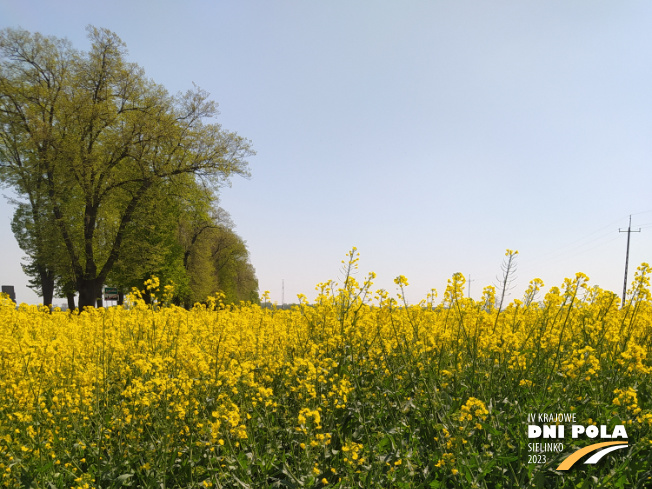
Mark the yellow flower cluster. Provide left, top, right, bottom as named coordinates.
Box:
left=434, top=452, right=456, bottom=469
left=459, top=397, right=489, bottom=423
left=457, top=397, right=490, bottom=431
left=613, top=387, right=642, bottom=417
left=341, top=441, right=364, bottom=465
left=0, top=255, right=650, bottom=487
left=297, top=407, right=322, bottom=434
left=562, top=345, right=601, bottom=380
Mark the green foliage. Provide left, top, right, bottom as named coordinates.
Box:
left=0, top=26, right=254, bottom=308
left=178, top=205, right=259, bottom=307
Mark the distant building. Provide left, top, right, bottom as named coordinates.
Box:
left=1, top=285, right=16, bottom=302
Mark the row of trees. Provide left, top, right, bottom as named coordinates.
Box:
left=0, top=27, right=258, bottom=308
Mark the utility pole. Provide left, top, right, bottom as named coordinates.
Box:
left=468, top=274, right=475, bottom=299
left=619, top=215, right=641, bottom=305
left=282, top=279, right=285, bottom=308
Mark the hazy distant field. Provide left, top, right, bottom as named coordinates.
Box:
left=1, top=254, right=651, bottom=488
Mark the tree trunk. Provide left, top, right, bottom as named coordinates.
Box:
left=78, top=279, right=102, bottom=309
left=39, top=266, right=55, bottom=308
left=66, top=292, right=76, bottom=311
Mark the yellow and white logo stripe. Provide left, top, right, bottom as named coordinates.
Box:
left=557, top=441, right=629, bottom=471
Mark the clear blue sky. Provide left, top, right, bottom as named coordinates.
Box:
left=1, top=1, right=651, bottom=306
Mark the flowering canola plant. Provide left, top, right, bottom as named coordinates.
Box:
left=0, top=251, right=651, bottom=488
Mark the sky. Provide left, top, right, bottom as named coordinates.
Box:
left=1, top=0, right=651, bottom=307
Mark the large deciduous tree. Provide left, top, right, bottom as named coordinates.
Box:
left=0, top=27, right=253, bottom=308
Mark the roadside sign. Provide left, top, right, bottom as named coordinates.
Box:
left=104, top=287, right=119, bottom=301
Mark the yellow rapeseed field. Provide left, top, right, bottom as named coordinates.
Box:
left=1, top=251, right=651, bottom=488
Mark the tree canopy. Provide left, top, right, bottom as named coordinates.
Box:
left=0, top=26, right=257, bottom=308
